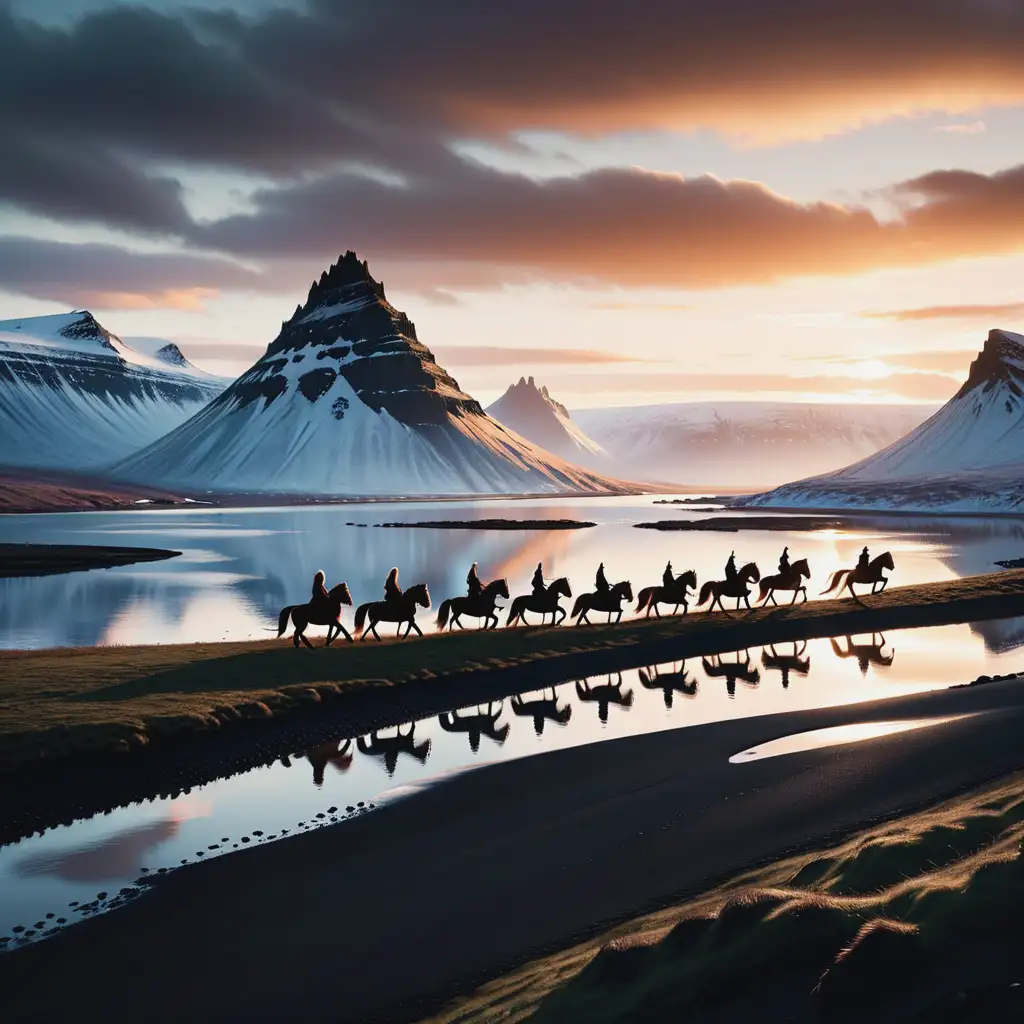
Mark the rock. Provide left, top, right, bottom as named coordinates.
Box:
left=327, top=806, right=338, bottom=814
left=253, top=830, right=264, bottom=836
left=241, top=837, right=250, bottom=843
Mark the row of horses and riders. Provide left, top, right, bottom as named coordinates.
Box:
left=277, top=546, right=895, bottom=646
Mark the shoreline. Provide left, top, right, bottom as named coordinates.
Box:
left=3, top=569, right=1024, bottom=780
left=0, top=543, right=180, bottom=578
left=4, top=679, right=1024, bottom=1022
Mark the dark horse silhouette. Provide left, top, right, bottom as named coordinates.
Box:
left=697, top=563, right=761, bottom=612
left=761, top=641, right=810, bottom=688
left=435, top=578, right=509, bottom=631
left=635, top=570, right=698, bottom=618
left=506, top=577, right=573, bottom=627
left=571, top=580, right=634, bottom=625
left=757, top=558, right=811, bottom=606
left=354, top=582, right=430, bottom=640
left=304, top=738, right=353, bottom=786
left=510, top=689, right=572, bottom=736
left=438, top=702, right=509, bottom=753
left=356, top=724, right=430, bottom=776
left=575, top=673, right=634, bottom=723
left=276, top=582, right=353, bottom=647
left=638, top=661, right=698, bottom=709
left=702, top=651, right=760, bottom=697
left=822, top=551, right=895, bottom=600
left=830, top=633, right=894, bottom=674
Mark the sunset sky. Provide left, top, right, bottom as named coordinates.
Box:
left=4, top=0, right=1024, bottom=407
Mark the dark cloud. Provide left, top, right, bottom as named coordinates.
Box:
left=863, top=303, right=1024, bottom=322
left=0, top=237, right=266, bottom=308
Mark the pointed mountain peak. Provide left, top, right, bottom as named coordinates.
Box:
left=154, top=342, right=191, bottom=368
left=298, top=250, right=387, bottom=317
left=57, top=310, right=119, bottom=352
left=955, top=327, right=1024, bottom=400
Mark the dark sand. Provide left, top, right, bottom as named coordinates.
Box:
left=0, top=543, right=180, bottom=578
left=4, top=678, right=1024, bottom=1023
left=373, top=519, right=597, bottom=530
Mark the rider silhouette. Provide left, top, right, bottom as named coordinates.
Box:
left=663, top=561, right=674, bottom=588
left=857, top=546, right=870, bottom=571
left=466, top=562, right=483, bottom=601
left=384, top=567, right=403, bottom=604
left=311, top=570, right=329, bottom=610
left=778, top=546, right=790, bottom=575
left=724, top=551, right=738, bottom=584
left=532, top=563, right=546, bottom=596
left=595, top=562, right=610, bottom=594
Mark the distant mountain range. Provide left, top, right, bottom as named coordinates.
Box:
left=486, top=376, right=609, bottom=466
left=0, top=312, right=227, bottom=471
left=574, top=401, right=933, bottom=488
left=744, top=329, right=1024, bottom=511
left=113, top=253, right=627, bottom=497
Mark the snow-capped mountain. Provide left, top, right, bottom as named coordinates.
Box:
left=744, top=330, right=1024, bottom=511
left=0, top=312, right=228, bottom=471
left=486, top=376, right=609, bottom=465
left=574, top=401, right=932, bottom=488
left=113, top=253, right=628, bottom=497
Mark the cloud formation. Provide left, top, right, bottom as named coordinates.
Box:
left=433, top=345, right=643, bottom=367
left=864, top=302, right=1024, bottom=321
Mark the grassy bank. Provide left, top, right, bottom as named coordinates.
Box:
left=431, top=771, right=1024, bottom=1023
left=4, top=568, right=1024, bottom=772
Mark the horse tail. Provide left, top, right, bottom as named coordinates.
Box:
left=636, top=587, right=654, bottom=612
left=757, top=580, right=770, bottom=602
left=821, top=570, right=847, bottom=595
left=571, top=595, right=586, bottom=619
left=697, top=581, right=715, bottom=606
left=276, top=606, right=295, bottom=637
left=354, top=603, right=370, bottom=632
left=436, top=599, right=452, bottom=630
left=506, top=597, right=524, bottom=627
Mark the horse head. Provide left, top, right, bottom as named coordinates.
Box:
left=551, top=577, right=572, bottom=598
left=329, top=582, right=353, bottom=605
left=875, top=551, right=895, bottom=571
left=614, top=580, right=633, bottom=601
left=741, top=562, right=761, bottom=583
left=792, top=558, right=810, bottom=579
left=489, top=577, right=510, bottom=599
left=679, top=569, right=697, bottom=592
left=408, top=582, right=431, bottom=608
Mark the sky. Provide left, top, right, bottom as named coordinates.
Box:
left=4, top=0, right=1024, bottom=408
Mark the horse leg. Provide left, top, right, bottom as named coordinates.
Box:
left=337, top=624, right=353, bottom=643
left=292, top=629, right=301, bottom=648
left=555, top=608, right=566, bottom=626
left=408, top=620, right=424, bottom=637
left=299, top=629, right=314, bottom=649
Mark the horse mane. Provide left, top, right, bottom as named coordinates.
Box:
left=328, top=582, right=350, bottom=598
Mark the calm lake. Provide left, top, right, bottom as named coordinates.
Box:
left=3, top=495, right=1024, bottom=946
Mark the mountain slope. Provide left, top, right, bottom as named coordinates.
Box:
left=113, top=253, right=628, bottom=497
left=574, top=401, right=933, bottom=488
left=744, top=330, right=1024, bottom=511
left=486, top=376, right=609, bottom=465
left=0, top=312, right=228, bottom=471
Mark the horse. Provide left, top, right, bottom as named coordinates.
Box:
left=575, top=674, right=634, bottom=723
left=276, top=582, right=353, bottom=648
left=353, top=582, right=430, bottom=641
left=635, top=570, right=698, bottom=618
left=821, top=551, right=895, bottom=600
left=435, top=578, right=509, bottom=631
left=438, top=703, right=509, bottom=753
left=506, top=577, right=573, bottom=627
left=761, top=641, right=810, bottom=688
left=571, top=580, right=634, bottom=625
left=830, top=633, right=894, bottom=674
left=697, top=563, right=761, bottom=612
left=638, top=661, right=698, bottom=709
left=757, top=558, right=811, bottom=606
left=702, top=651, right=760, bottom=697
left=357, top=724, right=430, bottom=776
left=510, top=690, right=572, bottom=736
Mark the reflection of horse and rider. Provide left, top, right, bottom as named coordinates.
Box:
left=275, top=540, right=896, bottom=646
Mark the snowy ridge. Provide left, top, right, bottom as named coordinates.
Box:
left=745, top=330, right=1024, bottom=511
left=574, top=401, right=932, bottom=488
left=114, top=252, right=628, bottom=496
left=0, top=312, right=228, bottom=471
left=486, top=376, right=609, bottom=466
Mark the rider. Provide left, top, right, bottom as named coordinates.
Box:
left=778, top=546, right=791, bottom=575
left=857, top=546, right=870, bottom=572
left=311, top=570, right=330, bottom=610
left=532, top=562, right=546, bottom=597
left=384, top=567, right=403, bottom=604
left=724, top=551, right=738, bottom=585
left=466, top=561, right=483, bottom=601
left=663, top=561, right=675, bottom=588
left=595, top=562, right=610, bottom=594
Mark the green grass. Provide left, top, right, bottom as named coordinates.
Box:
left=3, top=568, right=1024, bottom=771
left=425, top=772, right=1024, bottom=1024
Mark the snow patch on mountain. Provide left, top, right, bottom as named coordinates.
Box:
left=113, top=252, right=628, bottom=497
left=486, top=376, right=609, bottom=465
left=574, top=401, right=933, bottom=488
left=744, top=330, right=1024, bottom=511
left=0, top=312, right=229, bottom=472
